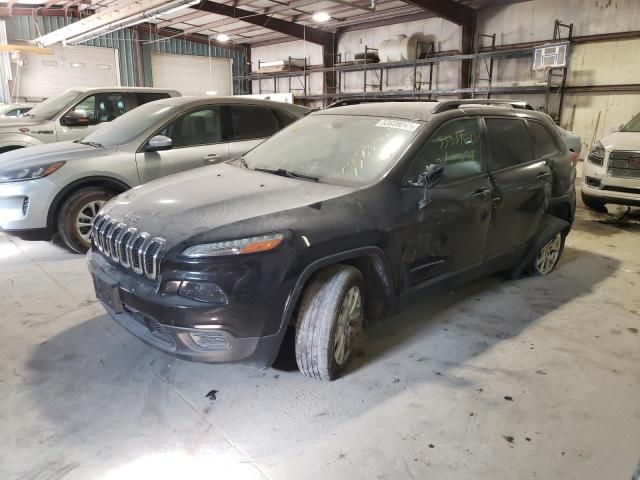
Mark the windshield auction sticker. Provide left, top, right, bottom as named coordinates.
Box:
left=375, top=119, right=421, bottom=132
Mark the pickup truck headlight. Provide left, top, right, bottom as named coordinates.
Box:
left=587, top=141, right=605, bottom=166
left=182, top=233, right=284, bottom=258
left=0, top=161, right=65, bottom=183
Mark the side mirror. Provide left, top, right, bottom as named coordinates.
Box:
left=145, top=135, right=173, bottom=152
left=408, top=163, right=444, bottom=188
left=611, top=124, right=624, bottom=133
left=62, top=110, right=90, bottom=127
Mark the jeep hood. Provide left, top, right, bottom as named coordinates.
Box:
left=600, top=132, right=640, bottom=151
left=0, top=141, right=116, bottom=171
left=102, top=163, right=355, bottom=245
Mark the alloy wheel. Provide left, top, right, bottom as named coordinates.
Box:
left=334, top=286, right=362, bottom=366
left=535, top=233, right=562, bottom=275
left=76, top=200, right=106, bottom=241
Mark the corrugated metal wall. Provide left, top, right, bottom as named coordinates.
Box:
left=4, top=16, right=246, bottom=92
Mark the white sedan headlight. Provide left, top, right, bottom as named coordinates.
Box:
left=0, top=161, right=65, bottom=183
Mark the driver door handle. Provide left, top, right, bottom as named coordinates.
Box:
left=537, top=172, right=552, bottom=181
left=471, top=187, right=491, bottom=199
left=203, top=154, right=223, bottom=163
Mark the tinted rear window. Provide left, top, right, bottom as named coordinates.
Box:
left=486, top=118, right=533, bottom=170
left=229, top=105, right=280, bottom=141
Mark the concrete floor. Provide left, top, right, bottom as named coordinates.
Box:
left=1, top=202, right=639, bottom=480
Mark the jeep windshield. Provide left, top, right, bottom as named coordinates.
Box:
left=24, top=90, right=81, bottom=119
left=241, top=114, right=423, bottom=186
left=621, top=112, right=640, bottom=132
left=82, top=102, right=177, bottom=147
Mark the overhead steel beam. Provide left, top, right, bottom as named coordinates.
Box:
left=404, top=0, right=474, bottom=26
left=197, top=0, right=332, bottom=46
left=338, top=9, right=434, bottom=32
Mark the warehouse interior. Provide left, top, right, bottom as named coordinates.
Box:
left=1, top=0, right=639, bottom=479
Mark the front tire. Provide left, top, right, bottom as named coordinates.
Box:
left=530, top=232, right=565, bottom=276
left=57, top=187, right=113, bottom=253
left=295, top=265, right=364, bottom=381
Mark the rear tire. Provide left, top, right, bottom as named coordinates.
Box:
left=529, top=232, right=565, bottom=276
left=581, top=191, right=607, bottom=212
left=57, top=187, right=114, bottom=253
left=295, top=265, right=364, bottom=381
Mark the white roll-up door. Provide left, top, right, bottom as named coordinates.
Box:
left=17, top=44, right=119, bottom=100
left=151, top=52, right=232, bottom=96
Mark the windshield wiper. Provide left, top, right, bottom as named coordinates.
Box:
left=253, top=167, right=319, bottom=182
left=239, top=155, right=249, bottom=168
left=77, top=140, right=103, bottom=148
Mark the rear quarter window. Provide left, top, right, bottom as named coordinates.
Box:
left=135, top=92, right=170, bottom=106
left=528, top=120, right=559, bottom=158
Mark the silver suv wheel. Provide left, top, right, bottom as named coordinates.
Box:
left=76, top=200, right=106, bottom=241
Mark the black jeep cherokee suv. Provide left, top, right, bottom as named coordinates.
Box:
left=88, top=99, right=576, bottom=381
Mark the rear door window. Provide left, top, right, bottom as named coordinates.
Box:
left=273, top=108, right=299, bottom=128
left=528, top=120, right=559, bottom=159
left=229, top=105, right=280, bottom=141
left=485, top=118, right=533, bottom=170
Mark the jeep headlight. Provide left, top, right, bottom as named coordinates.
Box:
left=182, top=233, right=284, bottom=258
left=0, top=161, right=65, bottom=183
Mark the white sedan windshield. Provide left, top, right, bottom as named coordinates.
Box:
left=243, top=114, right=423, bottom=186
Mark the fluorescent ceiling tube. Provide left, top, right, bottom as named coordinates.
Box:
left=157, top=0, right=201, bottom=16
left=34, top=0, right=201, bottom=47
left=312, top=11, right=331, bottom=22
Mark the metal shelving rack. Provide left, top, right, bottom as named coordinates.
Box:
left=252, top=56, right=309, bottom=96
left=233, top=20, right=572, bottom=108
left=471, top=33, right=496, bottom=98
left=545, top=20, right=574, bottom=122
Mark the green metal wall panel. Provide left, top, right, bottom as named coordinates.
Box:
left=4, top=16, right=246, bottom=92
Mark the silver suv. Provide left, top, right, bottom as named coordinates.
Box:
left=0, top=87, right=179, bottom=154
left=0, top=97, right=309, bottom=252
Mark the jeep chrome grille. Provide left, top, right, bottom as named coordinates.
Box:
left=91, top=214, right=165, bottom=280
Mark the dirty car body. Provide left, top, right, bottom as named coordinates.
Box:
left=88, top=101, right=576, bottom=372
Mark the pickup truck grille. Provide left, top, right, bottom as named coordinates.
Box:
left=608, top=150, right=640, bottom=178
left=91, top=214, right=166, bottom=281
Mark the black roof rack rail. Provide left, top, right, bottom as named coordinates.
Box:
left=431, top=99, right=534, bottom=114
left=326, top=97, right=439, bottom=109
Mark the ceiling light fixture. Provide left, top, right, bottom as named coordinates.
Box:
left=34, top=0, right=202, bottom=47
left=216, top=33, right=230, bottom=42
left=312, top=11, right=331, bottom=23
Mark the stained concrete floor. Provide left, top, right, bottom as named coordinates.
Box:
left=1, top=202, right=639, bottom=480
